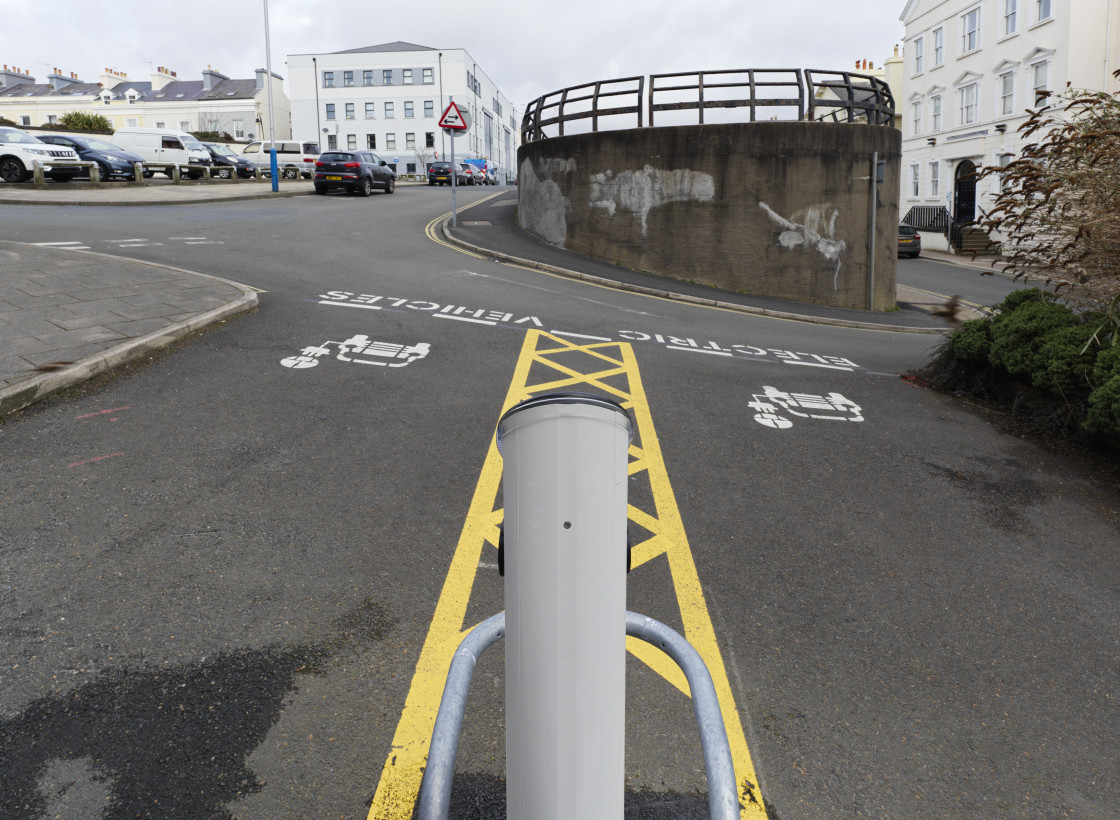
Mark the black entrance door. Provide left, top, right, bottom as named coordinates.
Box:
left=954, top=159, right=977, bottom=224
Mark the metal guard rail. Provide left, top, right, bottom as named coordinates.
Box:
left=417, top=610, right=740, bottom=820
left=522, top=68, right=894, bottom=141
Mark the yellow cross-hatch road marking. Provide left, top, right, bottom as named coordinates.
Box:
left=367, top=330, right=767, bottom=819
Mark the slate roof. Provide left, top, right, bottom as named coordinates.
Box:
left=332, top=41, right=438, bottom=54
left=0, top=83, right=103, bottom=98
left=0, top=78, right=260, bottom=102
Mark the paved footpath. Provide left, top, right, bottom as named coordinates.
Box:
left=0, top=241, right=257, bottom=415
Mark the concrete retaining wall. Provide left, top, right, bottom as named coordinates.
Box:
left=517, top=122, right=901, bottom=310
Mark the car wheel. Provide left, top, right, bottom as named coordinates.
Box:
left=49, top=173, right=72, bottom=182
left=384, top=177, right=395, bottom=194
left=429, top=180, right=435, bottom=186
left=0, top=157, right=29, bottom=183
left=314, top=183, right=328, bottom=195
left=97, top=163, right=113, bottom=181
left=283, top=167, right=299, bottom=180
left=358, top=176, right=373, bottom=197
left=217, top=168, right=231, bottom=179
left=142, top=169, right=154, bottom=178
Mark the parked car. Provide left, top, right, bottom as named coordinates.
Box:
left=313, top=150, right=396, bottom=196
left=458, top=163, right=476, bottom=185
left=202, top=142, right=257, bottom=178
left=242, top=139, right=320, bottom=179
left=0, top=125, right=82, bottom=183
left=427, top=160, right=463, bottom=186
left=111, top=127, right=212, bottom=179
left=37, top=132, right=147, bottom=181
left=898, top=224, right=922, bottom=258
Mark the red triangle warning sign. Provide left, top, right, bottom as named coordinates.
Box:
left=438, top=101, right=469, bottom=130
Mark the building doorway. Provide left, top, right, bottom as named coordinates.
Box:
left=954, top=159, right=978, bottom=224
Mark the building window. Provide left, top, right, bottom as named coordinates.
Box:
left=911, top=100, right=922, bottom=136
left=929, top=160, right=940, bottom=197
left=1004, top=0, right=1018, bottom=35
left=1036, top=0, right=1051, bottom=22
left=126, top=117, right=139, bottom=128
left=102, top=94, right=111, bottom=105
left=1032, top=61, right=1050, bottom=103
left=345, top=103, right=355, bottom=120
left=997, top=152, right=1014, bottom=192
left=234, top=119, right=244, bottom=138
left=365, top=102, right=375, bottom=119
left=910, top=164, right=920, bottom=197
left=344, top=71, right=354, bottom=87
left=327, top=135, right=337, bottom=149
left=403, top=69, right=413, bottom=84
left=19, top=115, right=30, bottom=125
left=423, top=68, right=434, bottom=84
left=961, top=7, right=981, bottom=53
left=406, top=162, right=416, bottom=173
left=999, top=72, right=1015, bottom=115
left=931, top=95, right=942, bottom=131
left=155, top=121, right=165, bottom=129
left=325, top=103, right=335, bottom=120
left=363, top=70, right=373, bottom=86
left=367, top=134, right=377, bottom=149
left=179, top=121, right=190, bottom=131
left=425, top=131, right=435, bottom=148
left=383, top=69, right=393, bottom=85
left=347, top=134, right=356, bottom=149
left=404, top=101, right=414, bottom=118
left=384, top=102, right=394, bottom=118
left=208, top=119, right=219, bottom=131
left=959, top=83, right=978, bottom=124
left=933, top=28, right=944, bottom=65
left=913, top=36, right=924, bottom=74
left=323, top=71, right=334, bottom=88
left=386, top=132, right=396, bottom=149
left=406, top=132, right=416, bottom=149
left=424, top=100, right=434, bottom=117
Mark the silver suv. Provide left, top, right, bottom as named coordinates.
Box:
left=0, top=126, right=81, bottom=183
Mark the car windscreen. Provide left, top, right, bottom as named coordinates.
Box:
left=302, top=143, right=321, bottom=155
left=209, top=145, right=237, bottom=156
left=899, top=226, right=917, bottom=236
left=319, top=152, right=353, bottom=163
left=82, top=137, right=124, bottom=152
left=431, top=162, right=451, bottom=170
left=0, top=129, right=44, bottom=144
left=180, top=135, right=204, bottom=149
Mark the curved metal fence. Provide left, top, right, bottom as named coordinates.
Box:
left=521, top=68, right=895, bottom=142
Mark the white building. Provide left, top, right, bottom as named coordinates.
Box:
left=0, top=63, right=290, bottom=141
left=287, top=41, right=520, bottom=181
left=899, top=0, right=1120, bottom=250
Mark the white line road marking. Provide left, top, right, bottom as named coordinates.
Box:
left=168, top=236, right=207, bottom=240
left=319, top=300, right=382, bottom=310
left=434, top=314, right=498, bottom=326
left=106, top=239, right=147, bottom=243
left=183, top=241, right=224, bottom=245
left=31, top=241, right=84, bottom=246
left=550, top=330, right=613, bottom=342
left=783, top=361, right=856, bottom=370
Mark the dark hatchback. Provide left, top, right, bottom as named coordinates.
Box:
left=427, top=161, right=461, bottom=186
left=37, top=133, right=147, bottom=180
left=314, top=150, right=396, bottom=196
left=202, top=142, right=257, bottom=178
left=898, top=224, right=922, bottom=258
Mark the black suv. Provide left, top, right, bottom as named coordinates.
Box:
left=314, top=150, right=396, bottom=196
left=428, top=161, right=463, bottom=186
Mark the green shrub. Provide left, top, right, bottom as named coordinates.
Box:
left=1034, top=323, right=1102, bottom=395
left=1092, top=344, right=1120, bottom=387
left=1000, top=288, right=1052, bottom=313
left=950, top=318, right=993, bottom=363
left=988, top=299, right=1078, bottom=379
left=1084, top=374, right=1120, bottom=438
left=58, top=111, right=111, bottom=132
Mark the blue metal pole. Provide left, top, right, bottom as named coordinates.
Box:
left=263, top=0, right=279, bottom=192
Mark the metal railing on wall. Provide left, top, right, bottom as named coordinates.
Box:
left=521, top=68, right=894, bottom=142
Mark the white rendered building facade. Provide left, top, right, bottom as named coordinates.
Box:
left=899, top=0, right=1120, bottom=249
left=287, top=42, right=519, bottom=180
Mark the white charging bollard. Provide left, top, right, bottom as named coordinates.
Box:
left=496, top=392, right=633, bottom=820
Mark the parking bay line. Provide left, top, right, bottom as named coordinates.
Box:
left=367, top=330, right=766, bottom=819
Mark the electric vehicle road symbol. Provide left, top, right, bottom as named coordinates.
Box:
left=281, top=335, right=431, bottom=369
left=748, top=385, right=863, bottom=429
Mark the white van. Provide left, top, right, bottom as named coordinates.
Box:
left=110, top=127, right=212, bottom=178
left=241, top=140, right=320, bottom=179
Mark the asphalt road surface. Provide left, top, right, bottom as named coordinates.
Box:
left=1, top=188, right=1117, bottom=820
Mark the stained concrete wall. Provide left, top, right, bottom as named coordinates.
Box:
left=517, top=122, right=901, bottom=310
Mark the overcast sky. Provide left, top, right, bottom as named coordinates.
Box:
left=6, top=0, right=906, bottom=115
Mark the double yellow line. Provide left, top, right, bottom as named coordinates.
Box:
left=423, top=189, right=507, bottom=256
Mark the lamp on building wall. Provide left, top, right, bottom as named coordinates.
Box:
left=927, top=137, right=936, bottom=146
left=994, top=123, right=1007, bottom=133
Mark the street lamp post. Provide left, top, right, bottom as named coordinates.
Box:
left=262, top=0, right=279, bottom=191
